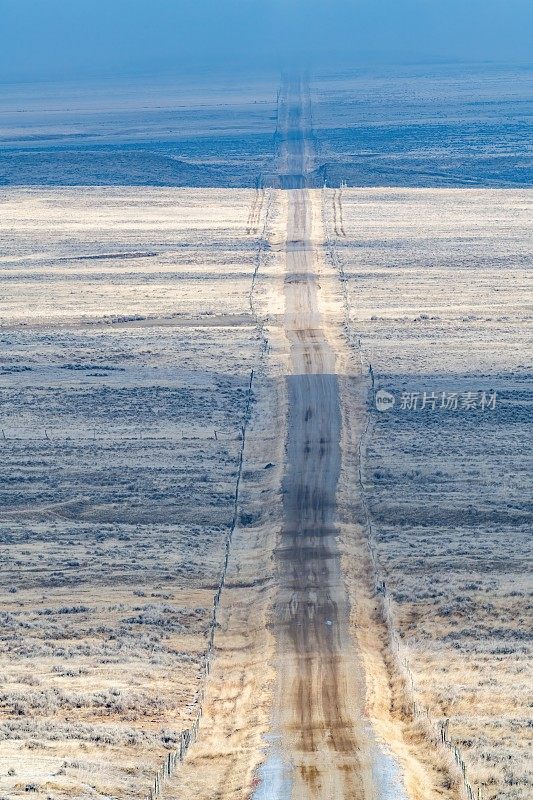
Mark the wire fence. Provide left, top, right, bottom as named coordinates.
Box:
left=143, top=386, right=254, bottom=800
left=143, top=189, right=273, bottom=799
left=322, top=186, right=482, bottom=800
left=0, top=428, right=251, bottom=443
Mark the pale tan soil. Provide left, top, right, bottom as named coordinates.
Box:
left=275, top=187, right=374, bottom=797
left=162, top=372, right=285, bottom=800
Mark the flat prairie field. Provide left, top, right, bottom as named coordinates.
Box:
left=0, top=187, right=283, bottom=798
left=0, top=186, right=531, bottom=800
left=324, top=188, right=532, bottom=800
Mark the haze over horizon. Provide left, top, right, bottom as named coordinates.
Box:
left=1, top=0, right=532, bottom=83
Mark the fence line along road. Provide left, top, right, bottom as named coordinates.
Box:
left=322, top=186, right=483, bottom=800
left=144, top=187, right=273, bottom=799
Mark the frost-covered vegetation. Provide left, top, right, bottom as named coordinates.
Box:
left=0, top=187, right=269, bottom=798
left=327, top=188, right=532, bottom=800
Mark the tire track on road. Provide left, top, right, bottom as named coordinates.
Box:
left=268, top=76, right=373, bottom=800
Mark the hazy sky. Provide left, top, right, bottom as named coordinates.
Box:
left=1, top=0, right=532, bottom=82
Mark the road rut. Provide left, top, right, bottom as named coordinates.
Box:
left=271, top=77, right=373, bottom=800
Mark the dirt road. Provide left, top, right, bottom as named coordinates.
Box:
left=163, top=77, right=410, bottom=800
left=265, top=77, right=375, bottom=799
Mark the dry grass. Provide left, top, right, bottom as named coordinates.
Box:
left=0, top=188, right=272, bottom=798
left=328, top=188, right=532, bottom=800
left=1, top=184, right=530, bottom=799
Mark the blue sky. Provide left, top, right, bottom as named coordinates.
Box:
left=1, top=0, right=532, bottom=81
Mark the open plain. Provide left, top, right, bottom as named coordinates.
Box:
left=324, top=187, right=532, bottom=800
left=0, top=186, right=280, bottom=797
left=0, top=69, right=531, bottom=800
